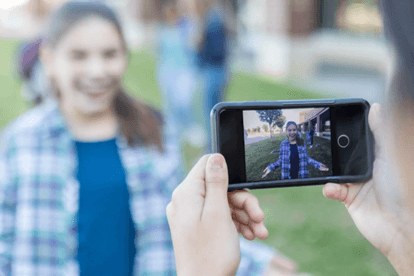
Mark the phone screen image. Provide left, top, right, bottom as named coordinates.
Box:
left=243, top=108, right=333, bottom=182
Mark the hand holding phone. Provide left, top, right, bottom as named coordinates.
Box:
left=166, top=154, right=268, bottom=276
left=211, top=99, right=374, bottom=190
left=323, top=104, right=414, bottom=274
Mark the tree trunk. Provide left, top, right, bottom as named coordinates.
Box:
left=269, top=124, right=274, bottom=142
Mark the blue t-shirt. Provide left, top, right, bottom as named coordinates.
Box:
left=290, top=144, right=299, bottom=179
left=75, top=139, right=136, bottom=276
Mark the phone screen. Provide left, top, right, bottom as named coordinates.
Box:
left=242, top=107, right=333, bottom=182
left=214, top=100, right=373, bottom=188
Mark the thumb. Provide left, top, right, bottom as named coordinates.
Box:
left=202, top=154, right=230, bottom=219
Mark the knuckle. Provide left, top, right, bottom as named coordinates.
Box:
left=246, top=193, right=259, bottom=206
left=338, top=186, right=349, bottom=202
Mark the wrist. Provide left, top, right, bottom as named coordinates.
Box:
left=386, top=233, right=414, bottom=276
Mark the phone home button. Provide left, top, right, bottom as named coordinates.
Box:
left=337, top=134, right=350, bottom=148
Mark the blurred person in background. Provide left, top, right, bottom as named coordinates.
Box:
left=156, top=0, right=205, bottom=149
left=194, top=0, right=232, bottom=152
left=156, top=0, right=308, bottom=274
left=16, top=37, right=50, bottom=105
left=0, top=1, right=303, bottom=275
left=308, top=126, right=314, bottom=148
left=167, top=0, right=414, bottom=275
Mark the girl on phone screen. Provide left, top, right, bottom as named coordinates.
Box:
left=262, top=121, right=328, bottom=179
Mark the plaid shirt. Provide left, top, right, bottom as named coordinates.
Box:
left=267, top=139, right=321, bottom=179
left=0, top=99, right=275, bottom=276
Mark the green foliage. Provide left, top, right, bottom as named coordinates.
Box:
left=274, top=114, right=287, bottom=130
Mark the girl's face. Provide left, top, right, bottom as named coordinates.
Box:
left=43, top=16, right=127, bottom=117
left=286, top=124, right=297, bottom=141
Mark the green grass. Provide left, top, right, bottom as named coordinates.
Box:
left=246, top=136, right=332, bottom=182
left=0, top=39, right=397, bottom=276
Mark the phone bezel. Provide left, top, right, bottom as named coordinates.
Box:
left=211, top=99, right=374, bottom=191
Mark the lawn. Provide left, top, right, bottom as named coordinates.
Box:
left=246, top=136, right=332, bottom=182
left=0, top=38, right=397, bottom=276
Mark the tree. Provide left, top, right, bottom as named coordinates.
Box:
left=256, top=109, right=283, bottom=141
left=262, top=124, right=269, bottom=132
left=247, top=128, right=251, bottom=133
left=273, top=115, right=286, bottom=133
left=257, top=126, right=261, bottom=132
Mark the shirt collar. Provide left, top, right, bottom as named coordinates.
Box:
left=42, top=98, right=128, bottom=150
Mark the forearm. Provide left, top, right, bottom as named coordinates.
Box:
left=268, top=161, right=281, bottom=171
left=307, top=157, right=321, bottom=169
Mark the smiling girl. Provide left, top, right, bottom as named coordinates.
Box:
left=262, top=121, right=328, bottom=179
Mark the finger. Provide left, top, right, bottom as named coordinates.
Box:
left=183, top=154, right=211, bottom=183
left=172, top=155, right=211, bottom=214
left=248, top=221, right=268, bottom=240
left=268, top=253, right=298, bottom=272
left=202, top=154, right=230, bottom=219
left=230, top=206, right=268, bottom=239
left=231, top=208, right=249, bottom=225
left=323, top=183, right=349, bottom=203
left=234, top=220, right=242, bottom=233
left=228, top=190, right=265, bottom=223
left=323, top=183, right=363, bottom=207
left=239, top=223, right=255, bottom=240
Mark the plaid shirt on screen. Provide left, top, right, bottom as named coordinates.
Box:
left=267, top=139, right=321, bottom=179
left=0, top=99, right=275, bottom=276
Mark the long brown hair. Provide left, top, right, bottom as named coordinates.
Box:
left=286, top=121, right=304, bottom=146
left=43, top=1, right=163, bottom=151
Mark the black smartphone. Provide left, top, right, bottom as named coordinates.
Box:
left=211, top=99, right=374, bottom=191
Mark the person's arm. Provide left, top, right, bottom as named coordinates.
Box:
left=237, top=237, right=298, bottom=276
left=268, top=143, right=285, bottom=171
left=386, top=234, right=414, bottom=276
left=306, top=156, right=321, bottom=170
left=304, top=145, right=321, bottom=169
left=167, top=154, right=268, bottom=276
left=262, top=145, right=283, bottom=178
left=304, top=147, right=328, bottom=171
left=323, top=104, right=414, bottom=275
left=267, top=158, right=281, bottom=172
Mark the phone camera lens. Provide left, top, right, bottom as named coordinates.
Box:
left=337, top=134, right=350, bottom=148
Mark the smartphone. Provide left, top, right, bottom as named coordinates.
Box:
left=211, top=98, right=374, bottom=191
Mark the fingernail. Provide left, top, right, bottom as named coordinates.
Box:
left=210, top=155, right=223, bottom=169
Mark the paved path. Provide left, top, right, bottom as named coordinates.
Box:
left=245, top=136, right=270, bottom=145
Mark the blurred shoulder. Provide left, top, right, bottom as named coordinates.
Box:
left=0, top=98, right=59, bottom=148
left=281, top=139, right=289, bottom=145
